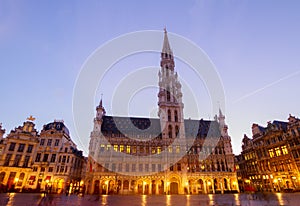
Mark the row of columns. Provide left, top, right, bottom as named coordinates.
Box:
left=89, top=177, right=238, bottom=195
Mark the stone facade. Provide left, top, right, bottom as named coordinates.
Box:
left=0, top=120, right=85, bottom=193
left=85, top=30, right=238, bottom=195
left=236, top=114, right=300, bottom=192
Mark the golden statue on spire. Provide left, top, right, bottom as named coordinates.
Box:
left=27, top=115, right=36, bottom=122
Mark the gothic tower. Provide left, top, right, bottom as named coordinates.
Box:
left=158, top=29, right=185, bottom=139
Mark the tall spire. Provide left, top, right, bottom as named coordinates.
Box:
left=158, top=28, right=185, bottom=139
left=99, top=93, right=103, bottom=108
left=96, top=94, right=106, bottom=119
left=162, top=28, right=173, bottom=55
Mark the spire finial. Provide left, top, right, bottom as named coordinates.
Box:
left=164, top=26, right=167, bottom=33
left=162, top=27, right=172, bottom=55
left=100, top=93, right=103, bottom=108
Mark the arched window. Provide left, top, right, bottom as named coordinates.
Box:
left=168, top=110, right=171, bottom=122
left=174, top=110, right=178, bottom=122
left=168, top=125, right=173, bottom=138
left=211, top=161, right=215, bottom=171
left=166, top=87, right=171, bottom=102
left=221, top=161, right=225, bottom=171
left=217, top=161, right=220, bottom=171
left=175, top=125, right=179, bottom=137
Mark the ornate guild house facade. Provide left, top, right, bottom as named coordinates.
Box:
left=236, top=115, right=300, bottom=192
left=85, top=30, right=238, bottom=195
left=0, top=120, right=85, bottom=193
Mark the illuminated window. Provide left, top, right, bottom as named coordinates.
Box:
left=120, top=145, right=124, bottom=152
left=132, top=146, right=137, bottom=154
left=114, top=145, right=118, bottom=152
left=100, top=144, right=105, bottom=152
left=106, top=144, right=111, bottom=150
left=275, top=147, right=281, bottom=156
left=126, top=146, right=131, bottom=153
left=269, top=149, right=275, bottom=158
left=157, top=147, right=161, bottom=154
left=281, top=146, right=288, bottom=155
left=168, top=146, right=173, bottom=153
left=151, top=148, right=156, bottom=154
left=176, top=146, right=180, bottom=153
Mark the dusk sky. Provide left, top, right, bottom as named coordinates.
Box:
left=1, top=1, right=300, bottom=155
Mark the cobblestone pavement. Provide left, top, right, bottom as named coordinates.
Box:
left=0, top=192, right=299, bottom=206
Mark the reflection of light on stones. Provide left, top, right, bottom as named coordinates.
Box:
left=186, top=195, right=190, bottom=206
left=234, top=193, right=240, bottom=205
left=7, top=193, right=16, bottom=206
left=141, top=195, right=147, bottom=206
left=275, top=193, right=285, bottom=205
left=166, top=195, right=171, bottom=206
left=208, top=194, right=213, bottom=205
left=101, top=195, right=108, bottom=205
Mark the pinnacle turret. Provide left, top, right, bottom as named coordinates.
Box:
left=162, top=28, right=173, bottom=56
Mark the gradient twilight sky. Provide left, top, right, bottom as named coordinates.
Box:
left=1, top=1, right=300, bottom=156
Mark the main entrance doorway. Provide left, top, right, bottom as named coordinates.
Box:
left=170, top=182, right=178, bottom=194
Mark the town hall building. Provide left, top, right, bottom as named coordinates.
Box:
left=85, top=30, right=238, bottom=195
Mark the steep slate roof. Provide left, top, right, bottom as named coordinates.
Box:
left=43, top=121, right=70, bottom=136
left=101, top=116, right=220, bottom=138
left=273, top=120, right=288, bottom=131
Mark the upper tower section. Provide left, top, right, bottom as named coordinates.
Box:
left=160, top=28, right=175, bottom=70
left=96, top=98, right=106, bottom=120
left=158, top=29, right=183, bottom=109
left=158, top=29, right=185, bottom=139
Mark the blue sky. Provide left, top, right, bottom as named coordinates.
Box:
left=1, top=1, right=300, bottom=155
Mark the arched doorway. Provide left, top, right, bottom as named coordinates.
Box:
left=197, top=179, right=204, bottom=194
left=108, top=180, right=114, bottom=194
left=170, top=182, right=178, bottom=194
left=214, top=179, right=219, bottom=193
left=137, top=181, right=143, bottom=194
left=224, top=178, right=228, bottom=190
left=94, top=180, right=100, bottom=194
left=117, top=180, right=121, bottom=194
left=151, top=180, right=156, bottom=194
left=123, top=180, right=129, bottom=190
left=159, top=180, right=164, bottom=194
left=101, top=181, right=107, bottom=194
